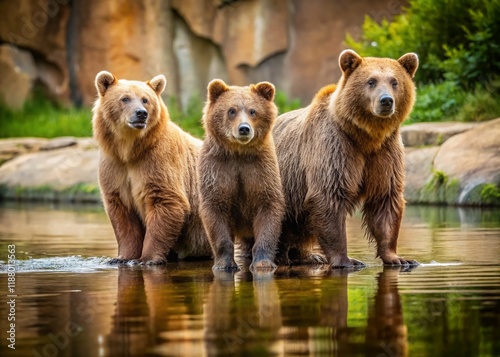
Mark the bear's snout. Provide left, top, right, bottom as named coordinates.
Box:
left=234, top=123, right=254, bottom=144
left=375, top=94, right=395, bottom=117
left=238, top=123, right=251, bottom=136
left=380, top=94, right=394, bottom=107
left=135, top=108, right=148, bottom=120
left=128, top=108, right=148, bottom=129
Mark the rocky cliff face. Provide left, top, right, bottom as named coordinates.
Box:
left=0, top=0, right=404, bottom=109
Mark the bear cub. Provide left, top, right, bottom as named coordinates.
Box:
left=92, top=71, right=211, bottom=265
left=198, top=79, right=285, bottom=271
left=273, top=50, right=420, bottom=267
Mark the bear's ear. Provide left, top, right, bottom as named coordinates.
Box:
left=339, top=50, right=363, bottom=77
left=252, top=82, right=275, bottom=102
left=95, top=71, right=117, bottom=96
left=207, top=79, right=229, bottom=103
left=398, top=53, right=419, bottom=78
left=148, top=75, right=167, bottom=95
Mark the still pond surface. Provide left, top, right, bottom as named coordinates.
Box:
left=0, top=202, right=499, bottom=357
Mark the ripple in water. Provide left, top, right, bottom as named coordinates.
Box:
left=0, top=256, right=116, bottom=273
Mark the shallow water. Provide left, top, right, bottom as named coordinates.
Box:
left=0, top=202, right=499, bottom=357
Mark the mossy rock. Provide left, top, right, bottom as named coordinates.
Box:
left=463, top=184, right=500, bottom=206
left=0, top=183, right=101, bottom=203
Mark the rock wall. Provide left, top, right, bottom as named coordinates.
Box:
left=0, top=0, right=405, bottom=109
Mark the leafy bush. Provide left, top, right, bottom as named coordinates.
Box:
left=346, top=0, right=500, bottom=85
left=346, top=0, right=500, bottom=122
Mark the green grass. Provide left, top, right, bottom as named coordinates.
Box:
left=0, top=91, right=92, bottom=138
left=0, top=90, right=303, bottom=139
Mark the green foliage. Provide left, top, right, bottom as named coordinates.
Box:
left=346, top=0, right=500, bottom=123
left=0, top=90, right=92, bottom=138
left=409, top=78, right=500, bottom=123
left=275, top=90, right=302, bottom=115
left=480, top=184, right=500, bottom=205
left=346, top=0, right=500, bottom=85
left=166, top=95, right=205, bottom=138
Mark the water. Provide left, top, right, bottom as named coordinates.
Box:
left=0, top=203, right=499, bottom=357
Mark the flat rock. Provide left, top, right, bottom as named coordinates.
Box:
left=0, top=146, right=99, bottom=190
left=401, top=122, right=480, bottom=147
left=0, top=137, right=49, bottom=164
left=40, top=137, right=78, bottom=151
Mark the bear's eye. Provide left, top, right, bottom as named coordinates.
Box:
left=392, top=81, right=398, bottom=88
left=249, top=109, right=256, bottom=116
left=228, top=108, right=236, bottom=116
left=142, top=98, right=148, bottom=104
left=368, top=79, right=376, bottom=88
left=121, top=97, right=130, bottom=103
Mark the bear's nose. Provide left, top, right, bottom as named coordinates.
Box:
left=135, top=109, right=148, bottom=120
left=380, top=95, right=394, bottom=107
left=238, top=123, right=251, bottom=136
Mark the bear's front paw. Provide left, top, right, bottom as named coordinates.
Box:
left=213, top=257, right=239, bottom=271
left=250, top=259, right=277, bottom=272
left=382, top=255, right=419, bottom=267
left=330, top=256, right=366, bottom=269
left=136, top=255, right=167, bottom=265
left=107, top=258, right=131, bottom=265
left=305, top=253, right=328, bottom=265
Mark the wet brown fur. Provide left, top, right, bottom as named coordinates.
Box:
left=273, top=50, right=419, bottom=267
left=198, top=80, right=285, bottom=271
left=92, top=71, right=211, bottom=264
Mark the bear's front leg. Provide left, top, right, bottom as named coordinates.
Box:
left=104, top=192, right=144, bottom=264
left=250, top=205, right=282, bottom=272
left=363, top=195, right=418, bottom=266
left=139, top=192, right=189, bottom=265
left=200, top=205, right=238, bottom=271
left=308, top=197, right=365, bottom=268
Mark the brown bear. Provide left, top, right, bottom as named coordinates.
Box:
left=198, top=79, right=285, bottom=271
left=92, top=71, right=211, bottom=265
left=273, top=50, right=419, bottom=267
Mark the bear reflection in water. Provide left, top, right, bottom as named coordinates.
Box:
left=107, top=266, right=409, bottom=356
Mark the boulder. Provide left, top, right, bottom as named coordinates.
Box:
left=401, top=122, right=480, bottom=147
left=404, top=146, right=439, bottom=202
left=432, top=118, right=500, bottom=205
left=0, top=45, right=37, bottom=108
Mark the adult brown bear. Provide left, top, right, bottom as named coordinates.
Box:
left=92, top=71, right=211, bottom=264
left=273, top=50, right=419, bottom=267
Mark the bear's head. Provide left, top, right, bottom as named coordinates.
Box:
left=203, top=79, right=278, bottom=149
left=333, top=49, right=418, bottom=138
left=94, top=71, right=167, bottom=133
